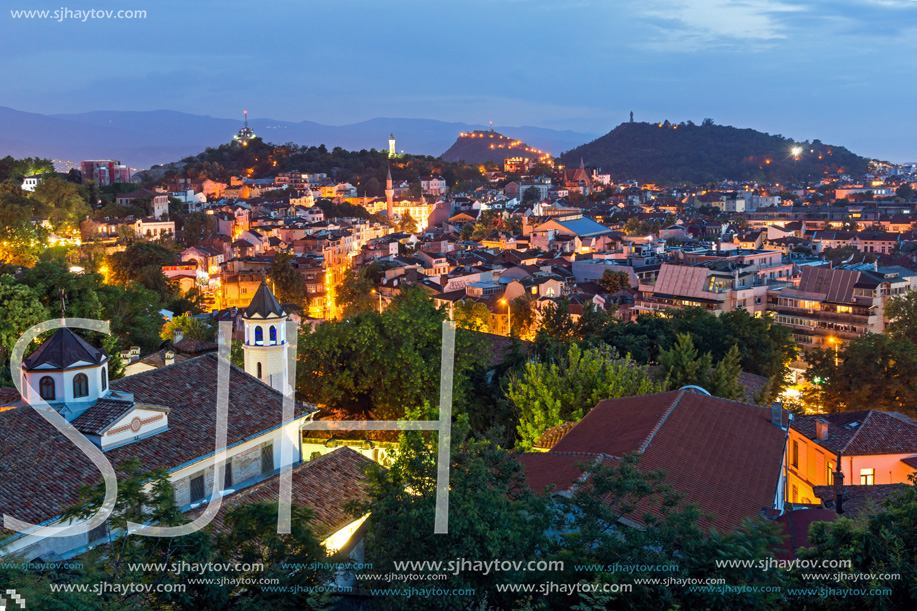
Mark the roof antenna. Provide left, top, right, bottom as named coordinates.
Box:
left=58, top=288, right=67, bottom=318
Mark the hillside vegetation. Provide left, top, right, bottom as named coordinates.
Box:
left=561, top=120, right=870, bottom=184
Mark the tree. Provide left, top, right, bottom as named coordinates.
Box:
left=794, top=474, right=917, bottom=610
left=30, top=175, right=91, bottom=232
left=896, top=183, right=915, bottom=200
left=509, top=293, right=537, bottom=340
left=0, top=275, right=48, bottom=386
left=268, top=251, right=307, bottom=308
left=398, top=210, right=418, bottom=233
left=598, top=269, right=632, bottom=294
left=546, top=455, right=786, bottom=610
left=885, top=291, right=917, bottom=345
left=180, top=211, right=216, bottom=246
left=335, top=263, right=381, bottom=318
left=805, top=333, right=917, bottom=418
left=453, top=300, right=491, bottom=333
left=349, top=410, right=552, bottom=610
left=160, top=313, right=215, bottom=342
left=658, top=333, right=712, bottom=389
left=522, top=186, right=541, bottom=203
left=297, top=287, right=487, bottom=420
left=658, top=334, right=744, bottom=400
left=108, top=241, right=178, bottom=296
left=215, top=503, right=332, bottom=610
left=704, top=344, right=744, bottom=400
left=508, top=343, right=664, bottom=450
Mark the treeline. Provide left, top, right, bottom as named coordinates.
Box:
left=174, top=138, right=486, bottom=196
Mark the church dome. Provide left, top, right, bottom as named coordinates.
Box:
left=20, top=328, right=110, bottom=414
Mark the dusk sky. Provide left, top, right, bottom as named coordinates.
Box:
left=3, top=0, right=915, bottom=161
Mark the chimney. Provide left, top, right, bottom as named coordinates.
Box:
left=164, top=350, right=175, bottom=367
left=172, top=327, right=184, bottom=345
left=770, top=401, right=783, bottom=427
left=833, top=452, right=845, bottom=514
left=815, top=418, right=829, bottom=441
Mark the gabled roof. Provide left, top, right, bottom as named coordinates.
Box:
left=243, top=281, right=286, bottom=319
left=0, top=354, right=318, bottom=539
left=186, top=446, right=374, bottom=537
left=792, top=410, right=917, bottom=455
left=22, top=328, right=108, bottom=371
left=530, top=390, right=787, bottom=532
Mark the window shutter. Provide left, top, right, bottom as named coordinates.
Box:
left=190, top=475, right=205, bottom=503
left=261, top=444, right=274, bottom=477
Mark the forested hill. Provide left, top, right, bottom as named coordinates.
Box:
left=560, top=120, right=870, bottom=184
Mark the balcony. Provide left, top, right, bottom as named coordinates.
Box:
left=771, top=304, right=874, bottom=325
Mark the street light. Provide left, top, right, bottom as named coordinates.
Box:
left=499, top=298, right=512, bottom=337
left=791, top=146, right=802, bottom=182
left=828, top=337, right=839, bottom=367
left=371, top=289, right=382, bottom=313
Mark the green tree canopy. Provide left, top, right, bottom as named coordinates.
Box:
left=598, top=269, right=632, bottom=293
left=297, top=287, right=487, bottom=420
left=268, top=251, right=307, bottom=308
left=508, top=343, right=664, bottom=450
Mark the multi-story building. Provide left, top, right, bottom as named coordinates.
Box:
left=768, top=265, right=899, bottom=351
left=80, top=160, right=131, bottom=186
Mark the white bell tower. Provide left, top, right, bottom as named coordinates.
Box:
left=242, top=281, right=288, bottom=391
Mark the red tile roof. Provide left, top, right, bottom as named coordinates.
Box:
left=187, top=447, right=374, bottom=537
left=0, top=354, right=317, bottom=539
left=792, top=410, right=917, bottom=456
left=812, top=484, right=909, bottom=520
left=529, top=390, right=787, bottom=532
left=516, top=453, right=595, bottom=494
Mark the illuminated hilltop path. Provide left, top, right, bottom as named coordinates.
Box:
left=441, top=130, right=552, bottom=165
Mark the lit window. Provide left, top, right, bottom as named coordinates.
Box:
left=860, top=468, right=875, bottom=485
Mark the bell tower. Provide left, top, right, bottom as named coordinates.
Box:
left=388, top=133, right=396, bottom=158
left=242, top=281, right=288, bottom=391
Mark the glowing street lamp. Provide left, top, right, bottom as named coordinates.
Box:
left=791, top=146, right=802, bottom=182
left=828, top=337, right=839, bottom=367
left=499, top=298, right=512, bottom=336
left=371, top=288, right=382, bottom=313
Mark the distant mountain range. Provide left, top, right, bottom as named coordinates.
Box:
left=561, top=121, right=871, bottom=184
left=0, top=107, right=597, bottom=170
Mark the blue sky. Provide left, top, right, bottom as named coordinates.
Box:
left=2, top=0, right=916, bottom=161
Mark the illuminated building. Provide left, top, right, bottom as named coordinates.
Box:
left=233, top=110, right=256, bottom=144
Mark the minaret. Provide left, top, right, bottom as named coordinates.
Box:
left=385, top=166, right=394, bottom=218
left=242, top=281, right=288, bottom=391
left=388, top=134, right=396, bottom=158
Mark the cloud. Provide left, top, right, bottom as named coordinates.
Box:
left=636, top=0, right=803, bottom=50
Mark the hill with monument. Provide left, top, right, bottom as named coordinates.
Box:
left=561, top=119, right=871, bottom=184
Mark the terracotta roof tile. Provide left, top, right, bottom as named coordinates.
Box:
left=0, top=354, right=317, bottom=538
left=533, top=390, right=787, bottom=532
left=792, top=410, right=917, bottom=455
left=187, top=447, right=374, bottom=537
